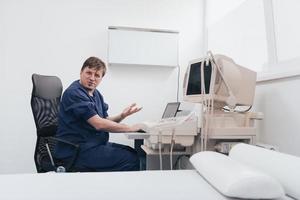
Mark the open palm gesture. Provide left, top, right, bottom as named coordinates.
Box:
left=121, top=103, right=142, bottom=119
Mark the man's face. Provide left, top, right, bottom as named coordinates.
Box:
left=80, top=67, right=103, bottom=92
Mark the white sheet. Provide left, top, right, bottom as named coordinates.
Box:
left=0, top=170, right=293, bottom=200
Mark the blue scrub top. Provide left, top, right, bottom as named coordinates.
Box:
left=55, top=80, right=109, bottom=158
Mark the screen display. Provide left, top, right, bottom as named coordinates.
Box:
left=186, top=61, right=212, bottom=95
left=162, top=102, right=180, bottom=119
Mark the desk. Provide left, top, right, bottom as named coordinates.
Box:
left=141, top=145, right=191, bottom=170
left=124, top=132, right=150, bottom=140
left=125, top=132, right=192, bottom=170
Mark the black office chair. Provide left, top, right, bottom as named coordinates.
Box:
left=31, top=73, right=79, bottom=172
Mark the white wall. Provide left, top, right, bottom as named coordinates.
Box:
left=254, top=77, right=300, bottom=157
left=206, top=0, right=268, bottom=72
left=0, top=0, right=204, bottom=174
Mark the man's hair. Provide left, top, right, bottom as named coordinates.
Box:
left=81, top=57, right=106, bottom=76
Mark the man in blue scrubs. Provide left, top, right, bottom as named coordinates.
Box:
left=55, top=56, right=142, bottom=171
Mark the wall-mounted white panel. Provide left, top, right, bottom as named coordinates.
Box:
left=108, top=27, right=178, bottom=67
left=273, top=0, right=300, bottom=62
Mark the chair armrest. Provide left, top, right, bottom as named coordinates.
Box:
left=50, top=137, right=79, bottom=149
left=49, top=137, right=80, bottom=172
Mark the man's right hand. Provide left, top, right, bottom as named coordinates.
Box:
left=129, top=124, right=143, bottom=132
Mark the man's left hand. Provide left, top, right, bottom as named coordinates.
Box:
left=121, top=103, right=142, bottom=119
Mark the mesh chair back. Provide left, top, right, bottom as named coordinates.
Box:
left=31, top=74, right=62, bottom=136
left=31, top=74, right=63, bottom=172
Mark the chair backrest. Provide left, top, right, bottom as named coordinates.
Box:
left=31, top=73, right=63, bottom=172
left=31, top=73, right=63, bottom=137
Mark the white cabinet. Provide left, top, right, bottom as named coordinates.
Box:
left=108, top=26, right=179, bottom=67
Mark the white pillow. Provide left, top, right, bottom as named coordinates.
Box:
left=230, top=143, right=300, bottom=199
left=190, top=151, right=284, bottom=199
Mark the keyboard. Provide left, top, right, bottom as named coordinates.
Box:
left=137, top=115, right=193, bottom=132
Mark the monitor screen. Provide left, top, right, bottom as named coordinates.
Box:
left=161, top=102, right=180, bottom=118
left=183, top=54, right=257, bottom=108
left=186, top=61, right=212, bottom=95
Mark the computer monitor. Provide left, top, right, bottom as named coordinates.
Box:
left=161, top=102, right=180, bottom=118
left=183, top=54, right=257, bottom=109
